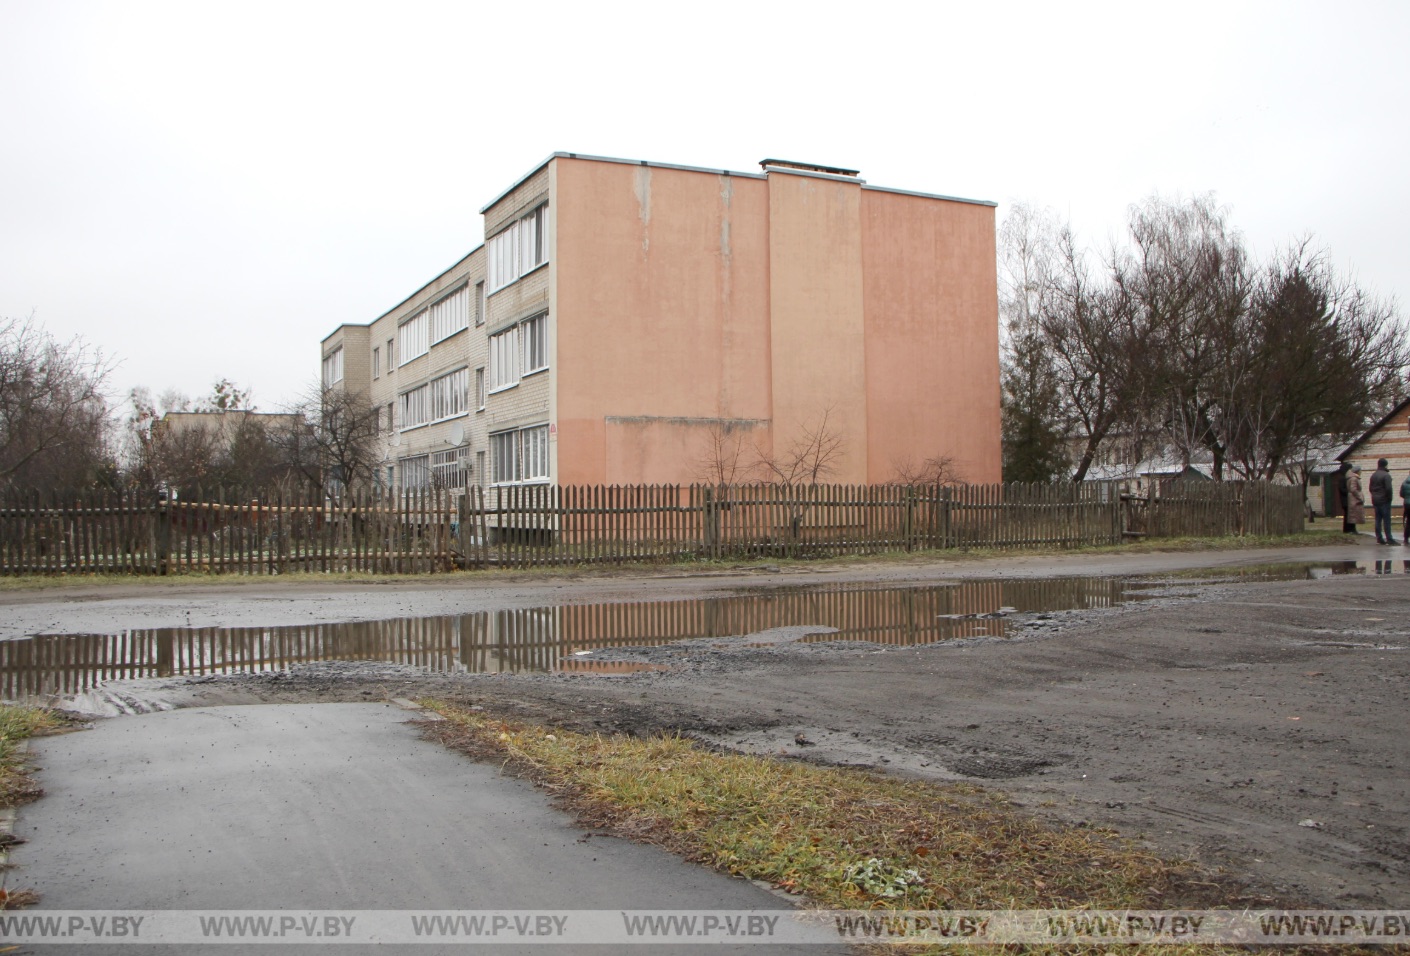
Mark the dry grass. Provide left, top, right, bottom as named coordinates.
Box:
left=0, top=529, right=1348, bottom=591
left=0, top=705, right=65, bottom=810
left=0, top=704, right=70, bottom=912
left=421, top=703, right=1337, bottom=956
left=420, top=703, right=1205, bottom=910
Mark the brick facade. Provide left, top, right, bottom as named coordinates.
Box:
left=319, top=152, right=1002, bottom=492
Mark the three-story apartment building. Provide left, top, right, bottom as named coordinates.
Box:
left=320, top=152, right=1002, bottom=493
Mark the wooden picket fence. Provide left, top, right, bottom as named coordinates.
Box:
left=0, top=480, right=1306, bottom=576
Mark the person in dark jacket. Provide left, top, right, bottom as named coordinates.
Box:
left=1337, top=462, right=1354, bottom=533
left=1401, top=472, right=1410, bottom=546
left=1370, top=458, right=1395, bottom=544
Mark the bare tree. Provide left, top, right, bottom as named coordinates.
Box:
left=749, top=408, right=847, bottom=540
left=1224, top=243, right=1409, bottom=479
left=754, top=407, right=846, bottom=486
left=1002, top=193, right=1407, bottom=485
left=887, top=453, right=964, bottom=485
left=278, top=383, right=383, bottom=494
left=1120, top=194, right=1252, bottom=479
left=198, top=378, right=254, bottom=413
left=692, top=421, right=755, bottom=486
left=1037, top=228, right=1155, bottom=481
left=999, top=204, right=1072, bottom=482
left=0, top=314, right=115, bottom=493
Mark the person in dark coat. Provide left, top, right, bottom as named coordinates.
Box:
left=1370, top=458, right=1396, bottom=545
left=1401, top=472, right=1410, bottom=546
left=1338, top=463, right=1353, bottom=533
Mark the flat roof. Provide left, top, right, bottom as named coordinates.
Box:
left=480, top=151, right=996, bottom=212
left=329, top=151, right=998, bottom=339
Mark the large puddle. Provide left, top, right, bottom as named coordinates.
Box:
left=4, top=577, right=1141, bottom=699
left=1, top=559, right=1403, bottom=700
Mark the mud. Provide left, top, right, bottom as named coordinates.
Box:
left=3, top=540, right=1408, bottom=910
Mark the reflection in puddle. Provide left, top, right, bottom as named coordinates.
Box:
left=1175, top=559, right=1410, bottom=580
left=0, top=577, right=1140, bottom=699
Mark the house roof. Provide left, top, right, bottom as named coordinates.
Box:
left=1337, top=395, right=1410, bottom=461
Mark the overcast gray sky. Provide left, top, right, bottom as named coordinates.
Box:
left=3, top=0, right=1407, bottom=413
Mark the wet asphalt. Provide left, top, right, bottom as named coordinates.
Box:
left=12, top=702, right=848, bottom=955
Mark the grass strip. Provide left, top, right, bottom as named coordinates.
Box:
left=0, top=704, right=67, bottom=910
left=421, top=702, right=1369, bottom=955
left=0, top=529, right=1350, bottom=591
left=0, top=705, right=63, bottom=810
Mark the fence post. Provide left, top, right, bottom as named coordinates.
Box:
left=156, top=493, right=171, bottom=576
left=703, top=485, right=719, bottom=559
left=456, top=490, right=469, bottom=569
left=904, top=486, right=916, bottom=553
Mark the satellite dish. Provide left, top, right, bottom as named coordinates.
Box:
left=449, top=421, right=466, bottom=446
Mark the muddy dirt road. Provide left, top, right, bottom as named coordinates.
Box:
left=4, top=540, right=1408, bottom=911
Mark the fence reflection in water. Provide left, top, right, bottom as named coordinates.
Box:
left=0, top=579, right=1134, bottom=700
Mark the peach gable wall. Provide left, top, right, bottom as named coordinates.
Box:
left=766, top=172, right=868, bottom=484
left=1345, top=404, right=1410, bottom=478
left=860, top=190, right=1001, bottom=483
left=553, top=158, right=772, bottom=485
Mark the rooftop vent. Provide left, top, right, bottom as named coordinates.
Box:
left=759, top=159, right=860, bottom=177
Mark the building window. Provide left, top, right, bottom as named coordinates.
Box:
left=488, top=327, right=519, bottom=392
left=490, top=424, right=550, bottom=485
left=321, top=347, right=344, bottom=388
left=474, top=281, right=486, bottom=326
left=399, top=368, right=469, bottom=431
left=387, top=338, right=395, bottom=371
left=400, top=454, right=430, bottom=490
left=475, top=367, right=486, bottom=410
left=398, top=384, right=428, bottom=430
left=428, top=285, right=469, bottom=345
left=429, top=367, right=470, bottom=421
left=372, top=347, right=381, bottom=379
left=431, top=448, right=467, bottom=490
left=522, top=313, right=548, bottom=374
left=486, top=203, right=549, bottom=293
left=386, top=402, right=395, bottom=432
left=487, top=312, right=548, bottom=391
left=476, top=450, right=485, bottom=487
left=398, top=310, right=429, bottom=365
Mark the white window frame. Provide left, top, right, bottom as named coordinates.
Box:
left=398, top=310, right=429, bottom=365
left=428, top=367, right=470, bottom=422
left=522, top=312, right=548, bottom=374
left=486, top=203, right=549, bottom=294
left=372, top=346, right=380, bottom=380
left=474, top=281, right=486, bottom=327
left=431, top=448, right=467, bottom=490
left=398, top=384, right=430, bottom=431
left=488, top=326, right=519, bottom=392
left=475, top=367, right=486, bottom=410
left=399, top=454, right=430, bottom=491
left=489, top=424, right=550, bottom=486
left=321, top=347, right=344, bottom=388
left=428, top=285, right=469, bottom=345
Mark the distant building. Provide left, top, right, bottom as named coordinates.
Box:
left=1332, top=397, right=1410, bottom=511
left=320, top=152, right=1002, bottom=492
left=153, top=410, right=305, bottom=446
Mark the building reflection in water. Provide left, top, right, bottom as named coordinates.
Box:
left=1, top=578, right=1132, bottom=700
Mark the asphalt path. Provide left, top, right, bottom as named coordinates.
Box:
left=11, top=703, right=848, bottom=955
